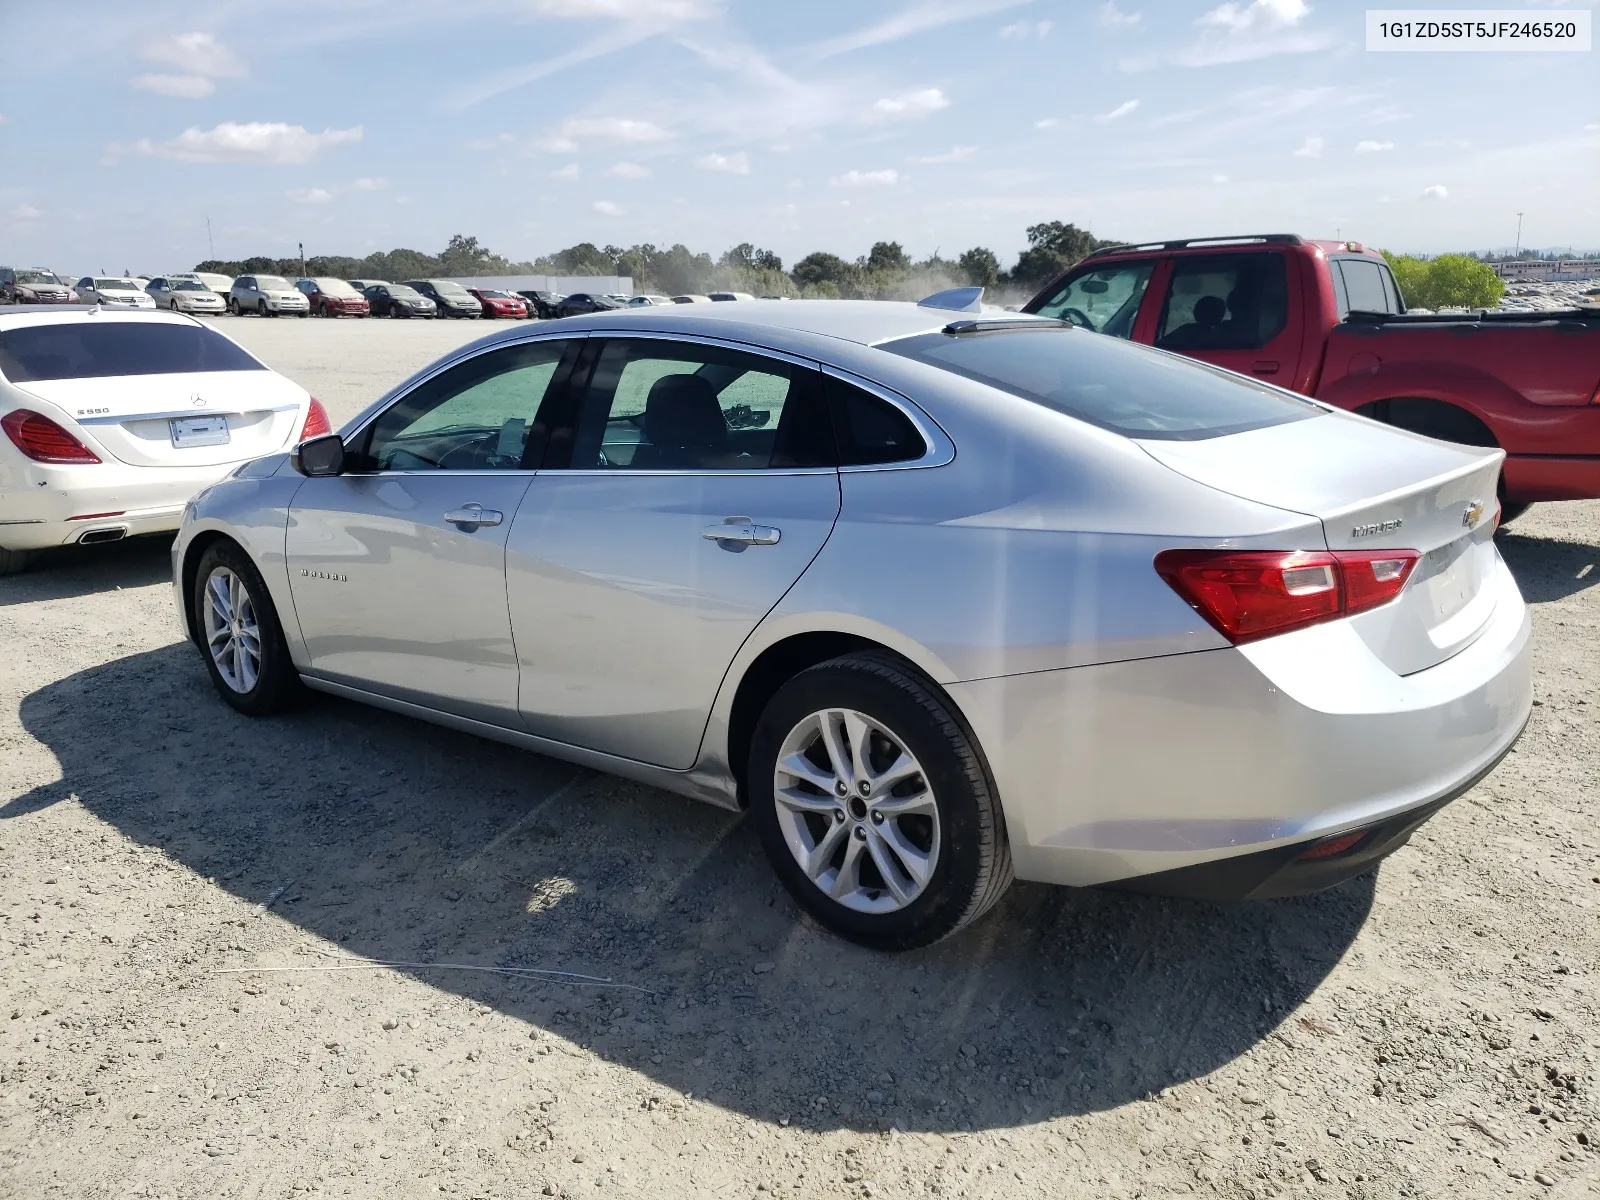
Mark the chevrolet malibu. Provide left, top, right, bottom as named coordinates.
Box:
left=0, top=308, right=327, bottom=575
left=171, top=299, right=1531, bottom=949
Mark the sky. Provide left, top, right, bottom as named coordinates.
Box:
left=1, top=0, right=1596, bottom=276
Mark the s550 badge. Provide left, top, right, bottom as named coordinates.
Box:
left=1352, top=518, right=1403, bottom=538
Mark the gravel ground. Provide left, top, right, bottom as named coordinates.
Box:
left=2, top=316, right=1597, bottom=1200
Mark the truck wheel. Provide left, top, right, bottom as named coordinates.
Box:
left=1497, top=501, right=1531, bottom=527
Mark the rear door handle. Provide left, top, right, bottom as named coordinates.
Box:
left=1251, top=360, right=1280, bottom=375
left=702, top=516, right=781, bottom=546
left=444, top=504, right=503, bottom=530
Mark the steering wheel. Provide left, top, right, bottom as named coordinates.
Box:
left=1057, top=307, right=1094, bottom=329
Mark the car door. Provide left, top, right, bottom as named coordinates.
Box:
left=1150, top=250, right=1303, bottom=382
left=506, top=335, right=842, bottom=769
left=285, top=337, right=581, bottom=724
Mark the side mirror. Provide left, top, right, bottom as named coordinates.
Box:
left=292, top=434, right=346, bottom=477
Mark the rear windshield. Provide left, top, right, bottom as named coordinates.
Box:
left=880, top=325, right=1322, bottom=441
left=0, top=323, right=266, bottom=382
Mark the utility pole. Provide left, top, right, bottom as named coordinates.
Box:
left=206, top=216, right=214, bottom=261
left=1515, top=212, right=1524, bottom=258
left=299, top=242, right=306, bottom=278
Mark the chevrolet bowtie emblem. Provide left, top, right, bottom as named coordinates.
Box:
left=1462, top=500, right=1484, bottom=529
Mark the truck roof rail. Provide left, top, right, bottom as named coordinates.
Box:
left=1082, top=234, right=1305, bottom=260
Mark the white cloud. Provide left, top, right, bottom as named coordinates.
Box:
left=108, top=122, right=362, bottom=165
left=1198, top=0, right=1309, bottom=33
left=909, top=145, right=976, bottom=164
left=810, top=0, right=1035, bottom=58
left=0, top=114, right=7, bottom=125
left=1211, top=173, right=1230, bottom=183
left=349, top=176, right=388, bottom=191
left=606, top=161, right=652, bottom=178
left=830, top=168, right=899, bottom=187
left=592, top=199, right=623, bottom=215
left=6, top=203, right=42, bottom=221
left=287, top=187, right=334, bottom=204
left=1422, top=184, right=1449, bottom=200
left=536, top=115, right=672, bottom=152
left=1095, top=99, right=1139, bottom=123
left=999, top=19, right=1052, bottom=38
left=1585, top=123, right=1599, bottom=131
left=694, top=151, right=750, bottom=174
left=1035, top=117, right=1061, bottom=130
left=130, top=74, right=215, bottom=99
left=550, top=163, right=581, bottom=180
left=1098, top=1, right=1143, bottom=27
left=137, top=32, right=246, bottom=78
left=533, top=0, right=717, bottom=17
left=466, top=133, right=517, bottom=151
left=865, top=88, right=950, bottom=123
left=1355, top=139, right=1394, bottom=153
left=1292, top=135, right=1324, bottom=158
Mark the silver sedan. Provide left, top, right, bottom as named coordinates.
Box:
left=171, top=299, right=1531, bottom=949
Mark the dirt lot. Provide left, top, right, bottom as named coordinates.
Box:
left=2, top=315, right=1597, bottom=1199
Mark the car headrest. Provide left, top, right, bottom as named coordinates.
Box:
left=644, top=374, right=728, bottom=453
left=1193, top=295, right=1227, bottom=328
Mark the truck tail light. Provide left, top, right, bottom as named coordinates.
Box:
left=2, top=408, right=102, bottom=464
left=297, top=397, right=331, bottom=442
left=1154, top=548, right=1420, bottom=644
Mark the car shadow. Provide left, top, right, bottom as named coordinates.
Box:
left=1496, top=529, right=1598, bottom=605
left=0, top=535, right=174, bottom=607
left=11, top=645, right=1373, bottom=1132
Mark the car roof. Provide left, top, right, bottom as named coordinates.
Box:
left=0, top=307, right=202, bottom=332
left=471, top=299, right=1053, bottom=350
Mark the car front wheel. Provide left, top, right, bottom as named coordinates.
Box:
left=193, top=542, right=303, bottom=716
left=748, top=652, right=1013, bottom=950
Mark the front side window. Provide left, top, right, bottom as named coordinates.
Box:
left=1156, top=253, right=1289, bottom=351
left=358, top=340, right=573, bottom=472
left=880, top=325, right=1320, bottom=441
left=1029, top=260, right=1155, bottom=338
left=568, top=339, right=833, bottom=471
left=0, top=323, right=267, bottom=382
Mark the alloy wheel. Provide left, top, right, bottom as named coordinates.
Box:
left=772, top=708, right=940, bottom=914
left=202, top=566, right=262, bottom=694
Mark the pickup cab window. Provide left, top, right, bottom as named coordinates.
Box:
left=1335, top=258, right=1401, bottom=316
left=1030, top=261, right=1154, bottom=338
left=1157, top=253, right=1288, bottom=351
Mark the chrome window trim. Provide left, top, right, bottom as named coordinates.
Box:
left=574, top=326, right=820, bottom=374
left=820, top=364, right=955, bottom=472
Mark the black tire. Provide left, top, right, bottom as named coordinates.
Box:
left=748, top=652, right=1013, bottom=951
left=0, top=546, right=31, bottom=577
left=191, top=540, right=303, bottom=716
left=1497, top=500, right=1532, bottom=527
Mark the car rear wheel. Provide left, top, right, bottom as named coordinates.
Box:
left=748, top=652, right=1013, bottom=951
left=0, top=546, right=31, bottom=576
left=193, top=541, right=303, bottom=717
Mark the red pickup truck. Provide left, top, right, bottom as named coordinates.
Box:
left=1022, top=234, right=1600, bottom=519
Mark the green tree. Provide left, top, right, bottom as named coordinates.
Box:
left=792, top=252, right=856, bottom=291
left=1008, top=221, right=1113, bottom=290
left=1380, top=252, right=1505, bottom=310
left=1381, top=252, right=1432, bottom=308
left=957, top=247, right=1001, bottom=289
left=438, top=234, right=508, bottom=277
left=865, top=241, right=910, bottom=275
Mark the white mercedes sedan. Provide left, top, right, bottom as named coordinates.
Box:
left=0, top=308, right=327, bottom=574
left=170, top=298, right=1531, bottom=949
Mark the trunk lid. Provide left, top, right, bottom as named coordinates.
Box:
left=1139, top=410, right=1506, bottom=674
left=18, top=371, right=308, bottom=468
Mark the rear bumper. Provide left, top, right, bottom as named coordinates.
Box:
left=947, top=553, right=1532, bottom=891
left=0, top=461, right=244, bottom=550
left=1501, top=454, right=1600, bottom=503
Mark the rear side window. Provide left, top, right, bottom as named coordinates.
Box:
left=826, top=377, right=927, bottom=465
left=0, top=323, right=266, bottom=382
left=881, top=325, right=1320, bottom=441
left=1156, top=253, right=1289, bottom=351
left=1337, top=259, right=1398, bottom=315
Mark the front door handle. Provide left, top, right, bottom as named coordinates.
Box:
left=702, top=516, right=781, bottom=546
left=444, top=503, right=503, bottom=531
left=1251, top=360, right=1280, bottom=375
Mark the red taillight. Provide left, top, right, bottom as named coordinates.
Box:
left=297, top=397, right=331, bottom=442
left=1, top=408, right=101, bottom=464
left=1296, top=829, right=1369, bottom=861
left=1155, top=547, right=1420, bottom=644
